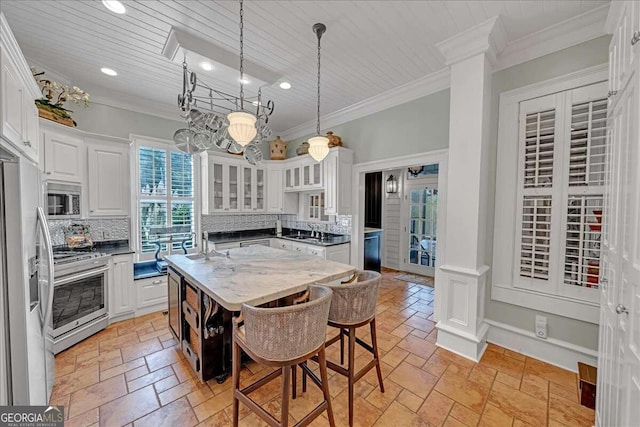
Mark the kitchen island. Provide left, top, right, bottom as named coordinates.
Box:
left=164, top=245, right=355, bottom=382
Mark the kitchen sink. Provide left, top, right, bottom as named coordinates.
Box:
left=186, top=253, right=205, bottom=260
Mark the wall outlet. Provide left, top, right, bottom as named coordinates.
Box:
left=535, top=315, right=547, bottom=339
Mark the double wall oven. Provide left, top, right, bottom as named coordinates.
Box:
left=52, top=251, right=109, bottom=353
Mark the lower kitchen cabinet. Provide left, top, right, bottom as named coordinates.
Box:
left=364, top=231, right=382, bottom=272
left=135, top=275, right=168, bottom=316
left=109, top=254, right=135, bottom=321
left=270, top=238, right=350, bottom=264
left=326, top=243, right=350, bottom=264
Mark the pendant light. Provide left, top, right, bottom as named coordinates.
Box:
left=307, top=23, right=330, bottom=162
left=227, top=0, right=257, bottom=147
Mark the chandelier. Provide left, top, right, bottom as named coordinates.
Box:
left=174, top=0, right=274, bottom=165
left=307, top=23, right=330, bottom=162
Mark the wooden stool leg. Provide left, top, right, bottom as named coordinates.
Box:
left=370, top=319, right=385, bottom=393
left=281, top=366, right=291, bottom=427
left=348, top=327, right=356, bottom=427
left=232, top=341, right=241, bottom=427
left=318, top=346, right=336, bottom=427
left=292, top=365, right=297, bottom=399
left=302, top=361, right=307, bottom=393
left=340, top=328, right=345, bottom=365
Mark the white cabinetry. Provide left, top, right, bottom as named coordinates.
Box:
left=324, top=148, right=354, bottom=215
left=270, top=238, right=350, bottom=264
left=284, top=160, right=302, bottom=190
left=43, top=127, right=84, bottom=182
left=135, top=275, right=168, bottom=316
left=0, top=14, right=41, bottom=164
left=201, top=153, right=242, bottom=213
left=87, top=138, right=130, bottom=216
left=326, top=243, right=351, bottom=264
left=302, top=161, right=323, bottom=189
left=266, top=164, right=298, bottom=213
left=242, top=165, right=266, bottom=212
left=109, top=254, right=135, bottom=321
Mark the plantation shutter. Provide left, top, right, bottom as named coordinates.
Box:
left=563, top=94, right=607, bottom=292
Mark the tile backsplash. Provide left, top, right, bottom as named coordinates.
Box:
left=49, top=218, right=130, bottom=246
left=201, top=214, right=352, bottom=235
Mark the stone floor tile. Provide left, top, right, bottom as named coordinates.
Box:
left=99, top=385, right=159, bottom=426
left=417, top=390, right=454, bottom=426
left=487, top=381, right=547, bottom=426
left=133, top=396, right=198, bottom=427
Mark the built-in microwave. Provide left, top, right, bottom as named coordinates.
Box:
left=46, top=182, right=81, bottom=218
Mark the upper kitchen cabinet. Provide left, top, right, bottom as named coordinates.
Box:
left=86, top=136, right=130, bottom=217
left=323, top=147, right=353, bottom=215
left=266, top=163, right=297, bottom=213
left=242, top=165, right=266, bottom=212
left=42, top=123, right=84, bottom=183
left=0, top=13, right=41, bottom=164
left=201, top=152, right=242, bottom=213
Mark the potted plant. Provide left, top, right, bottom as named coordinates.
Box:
left=31, top=68, right=89, bottom=127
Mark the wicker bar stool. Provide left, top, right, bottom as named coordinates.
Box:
left=303, top=270, right=384, bottom=426
left=232, top=285, right=335, bottom=427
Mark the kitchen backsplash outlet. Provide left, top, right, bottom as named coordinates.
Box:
left=201, top=214, right=351, bottom=235
left=49, top=218, right=130, bottom=246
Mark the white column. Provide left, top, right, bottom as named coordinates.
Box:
left=434, top=17, right=506, bottom=361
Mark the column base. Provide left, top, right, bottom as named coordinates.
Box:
left=436, top=320, right=489, bottom=362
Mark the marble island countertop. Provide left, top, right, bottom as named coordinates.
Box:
left=165, top=246, right=355, bottom=311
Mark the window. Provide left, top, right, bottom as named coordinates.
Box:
left=492, top=67, right=608, bottom=323
left=138, top=144, right=195, bottom=258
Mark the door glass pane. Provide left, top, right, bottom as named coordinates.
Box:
left=285, top=169, right=291, bottom=188
left=212, top=163, right=223, bottom=210
left=407, top=187, right=437, bottom=268
left=294, top=167, right=300, bottom=187
left=243, top=167, right=252, bottom=210
left=256, top=169, right=264, bottom=210
left=229, top=165, right=238, bottom=209
left=314, top=163, right=321, bottom=185
left=304, top=165, right=310, bottom=185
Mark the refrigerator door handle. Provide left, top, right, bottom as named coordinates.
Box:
left=36, top=207, right=54, bottom=331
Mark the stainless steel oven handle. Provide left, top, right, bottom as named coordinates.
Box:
left=54, top=265, right=109, bottom=287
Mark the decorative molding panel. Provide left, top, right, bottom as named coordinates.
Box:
left=486, top=319, right=598, bottom=372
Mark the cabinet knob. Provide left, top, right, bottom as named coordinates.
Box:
left=608, top=90, right=618, bottom=98
left=632, top=30, right=640, bottom=46
left=23, top=140, right=31, bottom=147
left=46, top=172, right=51, bottom=175
left=152, top=280, right=162, bottom=285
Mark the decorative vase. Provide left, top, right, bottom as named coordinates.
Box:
left=296, top=141, right=310, bottom=156
left=326, top=131, right=342, bottom=148
left=269, top=136, right=287, bottom=160
left=35, top=101, right=76, bottom=127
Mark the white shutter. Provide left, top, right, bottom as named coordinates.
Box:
left=563, top=195, right=603, bottom=288
left=524, top=109, right=556, bottom=188
left=520, top=196, right=552, bottom=280
left=568, top=98, right=607, bottom=186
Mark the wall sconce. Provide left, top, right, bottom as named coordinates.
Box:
left=386, top=174, right=398, bottom=194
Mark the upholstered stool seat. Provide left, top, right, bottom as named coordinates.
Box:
left=232, top=285, right=335, bottom=427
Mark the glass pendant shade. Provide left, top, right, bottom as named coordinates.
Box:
left=308, top=135, right=329, bottom=162
left=227, top=111, right=257, bottom=146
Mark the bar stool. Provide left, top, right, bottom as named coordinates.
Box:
left=303, top=270, right=384, bottom=426
left=232, top=285, right=335, bottom=427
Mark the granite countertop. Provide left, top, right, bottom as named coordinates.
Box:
left=94, top=240, right=135, bottom=255
left=207, top=228, right=351, bottom=247
left=165, top=246, right=355, bottom=311
left=364, top=227, right=383, bottom=233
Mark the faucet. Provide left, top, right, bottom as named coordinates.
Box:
left=202, top=232, right=227, bottom=260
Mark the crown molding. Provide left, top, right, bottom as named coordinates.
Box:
left=279, top=68, right=450, bottom=141
left=494, top=4, right=610, bottom=72
left=436, top=16, right=507, bottom=66
left=604, top=1, right=624, bottom=35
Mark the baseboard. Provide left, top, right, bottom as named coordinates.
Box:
left=485, top=319, right=598, bottom=372
left=135, top=303, right=167, bottom=318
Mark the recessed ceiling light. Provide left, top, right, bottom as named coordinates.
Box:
left=101, top=67, right=118, bottom=76
left=279, top=81, right=291, bottom=90
left=102, top=0, right=126, bottom=14
left=200, top=62, right=213, bottom=71
left=239, top=78, right=250, bottom=85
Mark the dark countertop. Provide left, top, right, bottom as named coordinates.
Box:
left=206, top=228, right=351, bottom=247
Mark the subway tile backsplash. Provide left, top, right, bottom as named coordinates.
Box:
left=201, top=214, right=352, bottom=235
left=49, top=218, right=130, bottom=246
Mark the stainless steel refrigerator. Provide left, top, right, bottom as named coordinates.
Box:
left=0, top=144, right=54, bottom=405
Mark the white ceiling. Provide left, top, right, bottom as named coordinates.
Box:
left=0, top=1, right=610, bottom=134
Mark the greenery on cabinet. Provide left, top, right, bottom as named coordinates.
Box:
left=31, top=68, right=89, bottom=127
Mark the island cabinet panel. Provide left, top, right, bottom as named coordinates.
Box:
left=180, top=279, right=232, bottom=382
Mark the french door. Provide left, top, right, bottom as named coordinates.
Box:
left=596, top=24, right=640, bottom=426
left=401, top=178, right=438, bottom=276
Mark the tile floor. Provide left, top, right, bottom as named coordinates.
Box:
left=51, top=269, right=595, bottom=426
